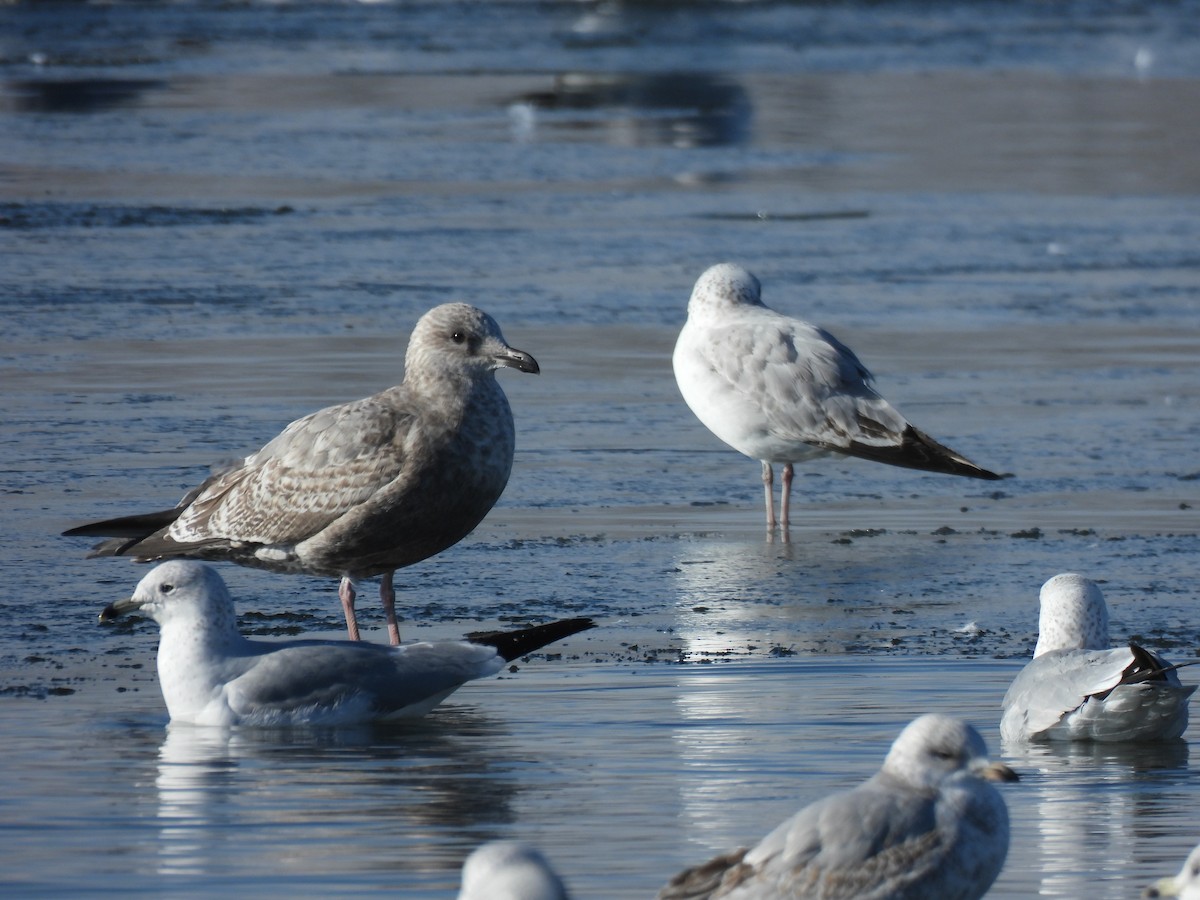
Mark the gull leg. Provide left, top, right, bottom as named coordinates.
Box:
left=761, top=460, right=776, bottom=529
left=381, top=570, right=401, bottom=646
left=339, top=576, right=361, bottom=642
left=780, top=463, right=794, bottom=529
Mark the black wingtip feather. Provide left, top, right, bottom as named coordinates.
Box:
left=62, top=508, right=183, bottom=541
left=466, top=617, right=596, bottom=662
left=841, top=425, right=1004, bottom=481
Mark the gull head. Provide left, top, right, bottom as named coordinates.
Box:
left=406, top=302, right=539, bottom=380
left=100, top=560, right=239, bottom=636
left=1144, top=842, right=1200, bottom=898
left=688, top=262, right=765, bottom=317
left=1034, top=572, right=1109, bottom=657
left=458, top=840, right=570, bottom=900
left=883, top=714, right=1018, bottom=791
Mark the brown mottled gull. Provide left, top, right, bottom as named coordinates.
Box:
left=658, top=715, right=1017, bottom=900
left=65, top=302, right=539, bottom=645
left=672, top=263, right=1002, bottom=528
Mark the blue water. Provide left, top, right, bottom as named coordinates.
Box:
left=2, top=0, right=1200, bottom=896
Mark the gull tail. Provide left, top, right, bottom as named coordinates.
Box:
left=844, top=424, right=1004, bottom=480
left=62, top=507, right=184, bottom=558
left=1123, top=642, right=1199, bottom=684
left=467, top=618, right=595, bottom=662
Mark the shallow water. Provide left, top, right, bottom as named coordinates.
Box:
left=3, top=0, right=1200, bottom=897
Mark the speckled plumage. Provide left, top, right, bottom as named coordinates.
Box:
left=658, top=715, right=1016, bottom=900
left=672, top=263, right=1001, bottom=528
left=66, top=303, right=539, bottom=644
left=1001, top=573, right=1195, bottom=743
left=101, top=561, right=593, bottom=726
left=458, top=841, right=572, bottom=900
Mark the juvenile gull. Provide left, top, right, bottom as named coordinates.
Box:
left=657, top=714, right=1016, bottom=900
left=65, top=302, right=539, bottom=645
left=458, top=841, right=571, bottom=900
left=1001, top=573, right=1195, bottom=743
left=1144, top=843, right=1200, bottom=899
left=672, top=263, right=1001, bottom=528
left=100, top=561, right=594, bottom=726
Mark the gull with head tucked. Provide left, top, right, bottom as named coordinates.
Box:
left=66, top=302, right=539, bottom=645
left=458, top=841, right=571, bottom=900
left=101, top=560, right=593, bottom=727
left=672, top=263, right=1001, bottom=528
left=1001, top=573, right=1195, bottom=743
left=658, top=714, right=1017, bottom=900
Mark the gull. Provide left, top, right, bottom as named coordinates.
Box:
left=672, top=263, right=1002, bottom=528
left=458, top=841, right=571, bottom=900
left=65, top=302, right=539, bottom=645
left=1001, top=573, right=1195, bottom=743
left=657, top=714, right=1017, bottom=900
left=1144, top=843, right=1200, bottom=899
left=99, top=560, right=593, bottom=726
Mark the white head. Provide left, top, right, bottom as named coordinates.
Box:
left=405, top=303, right=539, bottom=383
left=1034, top=573, right=1109, bottom=657
left=458, top=841, right=570, bottom=900
left=882, top=714, right=1018, bottom=791
left=1145, top=843, right=1200, bottom=899
left=688, top=263, right=765, bottom=316
left=101, top=560, right=241, bottom=640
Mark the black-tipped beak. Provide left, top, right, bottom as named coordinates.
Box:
left=499, top=348, right=539, bottom=375
left=99, top=595, right=141, bottom=624
left=980, top=761, right=1020, bottom=783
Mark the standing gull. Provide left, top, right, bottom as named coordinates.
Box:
left=657, top=714, right=1016, bottom=900
left=65, top=302, right=539, bottom=645
left=458, top=841, right=571, bottom=900
left=101, top=561, right=594, bottom=726
left=1001, top=573, right=1195, bottom=743
left=672, top=263, right=1001, bottom=528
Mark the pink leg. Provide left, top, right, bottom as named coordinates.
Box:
left=339, top=576, right=361, bottom=642
left=381, top=570, right=400, bottom=646
left=761, top=460, right=776, bottom=529
left=780, top=463, right=794, bottom=528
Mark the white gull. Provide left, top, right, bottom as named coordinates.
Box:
left=657, top=714, right=1016, bottom=900
left=1001, top=573, right=1194, bottom=743
left=672, top=263, right=1001, bottom=528
left=66, top=302, right=539, bottom=645
left=1144, top=843, right=1200, bottom=899
left=100, top=560, right=593, bottom=727
left=458, top=841, right=571, bottom=900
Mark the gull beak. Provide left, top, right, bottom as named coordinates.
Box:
left=496, top=346, right=539, bottom=375
left=1143, top=877, right=1180, bottom=897
left=978, top=760, right=1020, bottom=783
left=99, top=594, right=143, bottom=624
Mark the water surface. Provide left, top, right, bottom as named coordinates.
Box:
left=2, top=1, right=1199, bottom=896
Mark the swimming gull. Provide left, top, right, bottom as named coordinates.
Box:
left=1144, top=843, right=1200, bottom=899
left=100, top=560, right=593, bottom=726
left=65, top=302, right=539, bottom=645
left=458, top=841, right=571, bottom=900
left=672, top=263, right=1002, bottom=528
left=1001, top=572, right=1195, bottom=743
left=657, top=714, right=1017, bottom=900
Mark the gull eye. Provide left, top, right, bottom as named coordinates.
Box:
left=930, top=749, right=956, bottom=761
left=450, top=330, right=467, bottom=345
left=160, top=583, right=174, bottom=594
